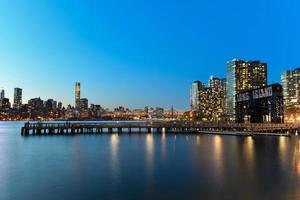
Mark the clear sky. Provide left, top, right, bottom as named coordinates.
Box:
left=0, top=0, right=299, bottom=110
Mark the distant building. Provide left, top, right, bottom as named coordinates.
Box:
left=44, top=99, right=57, bottom=111
left=57, top=102, right=63, bottom=110
left=28, top=98, right=44, bottom=111
left=281, top=68, right=300, bottom=122
left=79, top=98, right=88, bottom=110
left=0, top=89, right=5, bottom=99
left=13, top=88, right=22, bottom=108
left=190, top=80, right=205, bottom=111
left=235, top=84, right=284, bottom=123
left=226, top=59, right=267, bottom=121
left=75, top=82, right=81, bottom=109
left=0, top=98, right=10, bottom=109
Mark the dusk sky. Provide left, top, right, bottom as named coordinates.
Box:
left=0, top=0, right=299, bottom=110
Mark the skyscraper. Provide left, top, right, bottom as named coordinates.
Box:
left=208, top=76, right=226, bottom=93
left=75, top=82, right=81, bottom=109
left=13, top=88, right=22, bottom=108
left=281, top=67, right=300, bottom=122
left=226, top=59, right=267, bottom=121
left=0, top=89, right=5, bottom=99
left=190, top=81, right=205, bottom=111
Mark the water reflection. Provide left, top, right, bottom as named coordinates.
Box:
left=110, top=134, right=120, bottom=183
left=212, top=136, right=224, bottom=181
left=243, top=136, right=254, bottom=167
left=146, top=134, right=154, bottom=181
left=279, top=136, right=288, bottom=163
left=293, top=138, right=300, bottom=177
left=161, top=132, right=167, bottom=160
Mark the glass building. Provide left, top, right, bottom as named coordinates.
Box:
left=226, top=59, right=267, bottom=121
left=281, top=68, right=300, bottom=122
left=13, top=88, right=22, bottom=108
left=190, top=81, right=205, bottom=111
left=75, top=82, right=81, bottom=109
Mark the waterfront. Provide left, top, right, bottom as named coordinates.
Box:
left=1, top=122, right=300, bottom=200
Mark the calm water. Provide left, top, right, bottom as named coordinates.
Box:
left=0, top=122, right=300, bottom=200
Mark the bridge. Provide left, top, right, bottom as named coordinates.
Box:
left=21, top=121, right=300, bottom=136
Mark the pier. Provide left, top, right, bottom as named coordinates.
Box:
left=21, top=121, right=300, bottom=136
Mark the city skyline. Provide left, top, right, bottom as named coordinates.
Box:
left=1, top=0, right=300, bottom=110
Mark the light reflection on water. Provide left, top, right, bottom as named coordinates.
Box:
left=0, top=122, right=299, bottom=200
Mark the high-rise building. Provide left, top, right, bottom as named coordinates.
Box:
left=79, top=98, right=88, bottom=110
left=190, top=78, right=227, bottom=121
left=226, top=59, right=267, bottom=121
left=13, top=88, right=22, bottom=108
left=208, top=76, right=226, bottom=93
left=281, top=68, right=300, bottom=122
left=0, top=89, right=5, bottom=99
left=28, top=98, right=44, bottom=111
left=190, top=81, right=205, bottom=111
left=75, top=82, right=81, bottom=109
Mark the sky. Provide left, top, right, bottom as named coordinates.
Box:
left=0, top=0, right=299, bottom=111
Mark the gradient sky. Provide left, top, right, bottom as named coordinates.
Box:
left=0, top=0, right=299, bottom=110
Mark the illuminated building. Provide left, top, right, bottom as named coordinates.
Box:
left=190, top=80, right=205, bottom=111
left=208, top=76, right=226, bottom=93
left=226, top=59, right=267, bottom=121
left=13, top=88, right=22, bottom=108
left=281, top=68, right=300, bottom=122
left=190, top=77, right=226, bottom=121
left=75, top=82, right=81, bottom=109
left=236, top=83, right=283, bottom=123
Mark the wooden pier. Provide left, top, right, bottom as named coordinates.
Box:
left=21, top=121, right=300, bottom=136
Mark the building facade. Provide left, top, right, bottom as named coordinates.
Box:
left=75, top=82, right=81, bottom=109
left=190, top=77, right=226, bottom=121
left=190, top=81, right=205, bottom=111
left=281, top=68, right=300, bottom=122
left=226, top=59, right=267, bottom=121
left=0, top=89, right=5, bottom=99
left=236, top=84, right=283, bottom=123
left=13, top=88, right=22, bottom=108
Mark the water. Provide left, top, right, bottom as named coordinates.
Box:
left=0, top=122, right=300, bottom=200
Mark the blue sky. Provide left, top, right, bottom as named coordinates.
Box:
left=0, top=0, right=299, bottom=110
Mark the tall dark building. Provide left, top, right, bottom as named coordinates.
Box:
left=75, top=82, right=81, bottom=109
left=79, top=98, right=88, bottom=110
left=13, top=88, right=22, bottom=108
left=0, top=89, right=5, bottom=99
left=226, top=59, right=267, bottom=121
left=236, top=84, right=284, bottom=123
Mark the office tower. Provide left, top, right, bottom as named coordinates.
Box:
left=226, top=59, right=267, bottom=121
left=281, top=68, right=300, bottom=122
left=236, top=84, right=284, bottom=123
left=79, top=98, right=88, bottom=110
left=0, top=89, right=5, bottom=99
left=13, top=88, right=22, bottom=108
left=28, top=98, right=44, bottom=111
left=75, top=82, right=81, bottom=109
left=0, top=98, right=10, bottom=109
left=190, top=81, right=205, bottom=111
left=44, top=99, right=57, bottom=111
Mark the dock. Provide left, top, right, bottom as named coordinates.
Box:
left=21, top=121, right=300, bottom=136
